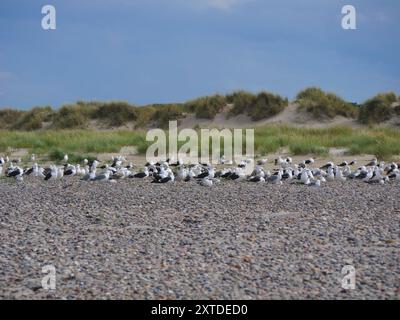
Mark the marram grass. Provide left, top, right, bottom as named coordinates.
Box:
left=0, top=125, right=399, bottom=161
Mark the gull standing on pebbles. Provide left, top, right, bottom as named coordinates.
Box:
left=93, top=170, right=111, bottom=182
left=267, top=170, right=282, bottom=184
left=199, top=177, right=213, bottom=187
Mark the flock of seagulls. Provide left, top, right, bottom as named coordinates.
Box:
left=1, top=154, right=400, bottom=187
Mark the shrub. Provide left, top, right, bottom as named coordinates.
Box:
left=226, top=91, right=287, bottom=120
left=296, top=87, right=357, bottom=119
left=135, top=106, right=156, bottom=128
left=0, top=109, right=25, bottom=129
left=52, top=104, right=89, bottom=129
left=185, top=94, right=226, bottom=119
left=151, top=104, right=185, bottom=128
left=12, top=106, right=54, bottom=131
left=95, top=101, right=137, bottom=126
left=248, top=91, right=288, bottom=121
left=226, top=91, right=257, bottom=116
left=358, top=92, right=397, bottom=124
left=374, top=92, right=397, bottom=105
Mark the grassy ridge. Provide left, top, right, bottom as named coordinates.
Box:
left=1, top=125, right=400, bottom=161
left=1, top=90, right=399, bottom=130
left=295, top=87, right=358, bottom=119
left=226, top=91, right=288, bottom=120
left=359, top=92, right=400, bottom=124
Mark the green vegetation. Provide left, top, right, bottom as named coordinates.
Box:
left=11, top=106, right=54, bottom=130
left=52, top=104, right=91, bottom=129
left=149, top=104, right=185, bottom=128
left=0, top=109, right=25, bottom=129
left=184, top=94, right=226, bottom=119
left=227, top=90, right=288, bottom=120
left=254, top=125, right=400, bottom=159
left=249, top=92, right=288, bottom=120
left=358, top=92, right=398, bottom=124
left=226, top=90, right=256, bottom=116
left=95, top=101, right=137, bottom=126
left=1, top=125, right=400, bottom=160
left=296, top=87, right=358, bottom=119
left=0, top=130, right=150, bottom=163
left=2, top=90, right=399, bottom=130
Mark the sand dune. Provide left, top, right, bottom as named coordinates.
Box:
left=178, top=103, right=361, bottom=130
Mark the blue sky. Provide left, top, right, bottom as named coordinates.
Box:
left=0, top=0, right=399, bottom=109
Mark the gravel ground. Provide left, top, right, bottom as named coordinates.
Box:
left=0, top=176, right=399, bottom=299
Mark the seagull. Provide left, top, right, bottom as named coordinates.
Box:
left=81, top=169, right=96, bottom=181
left=309, top=179, right=321, bottom=187
left=305, top=158, right=315, bottom=165
left=326, top=167, right=335, bottom=182
left=248, top=175, right=265, bottom=183
left=362, top=168, right=374, bottom=182
left=64, top=165, right=77, bottom=176
left=320, top=162, right=334, bottom=170
left=44, top=165, right=58, bottom=181
left=176, top=166, right=188, bottom=181
left=93, top=170, right=111, bottom=182
left=125, top=162, right=135, bottom=170
left=388, top=169, right=400, bottom=181
left=24, top=165, right=35, bottom=176
left=274, top=156, right=284, bottom=166
left=267, top=170, right=282, bottom=184
left=335, top=166, right=346, bottom=182
left=281, top=169, right=293, bottom=181
left=130, top=167, right=149, bottom=178
left=75, top=164, right=86, bottom=176
left=196, top=166, right=215, bottom=179
left=349, top=160, right=357, bottom=166
left=366, top=158, right=377, bottom=167
left=31, top=163, right=45, bottom=178
left=198, top=177, right=213, bottom=187
left=229, top=168, right=246, bottom=181
left=63, top=154, right=69, bottom=163
left=237, top=160, right=247, bottom=169
left=338, top=161, right=348, bottom=167
left=6, top=166, right=23, bottom=180
left=250, top=166, right=265, bottom=178
left=300, top=170, right=310, bottom=184
left=11, top=158, right=21, bottom=164
left=151, top=171, right=174, bottom=183
left=257, top=158, right=268, bottom=166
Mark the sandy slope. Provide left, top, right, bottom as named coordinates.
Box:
left=178, top=103, right=360, bottom=129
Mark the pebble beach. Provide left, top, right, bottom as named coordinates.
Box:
left=0, top=177, right=399, bottom=299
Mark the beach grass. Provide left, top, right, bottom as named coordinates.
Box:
left=0, top=125, right=399, bottom=160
